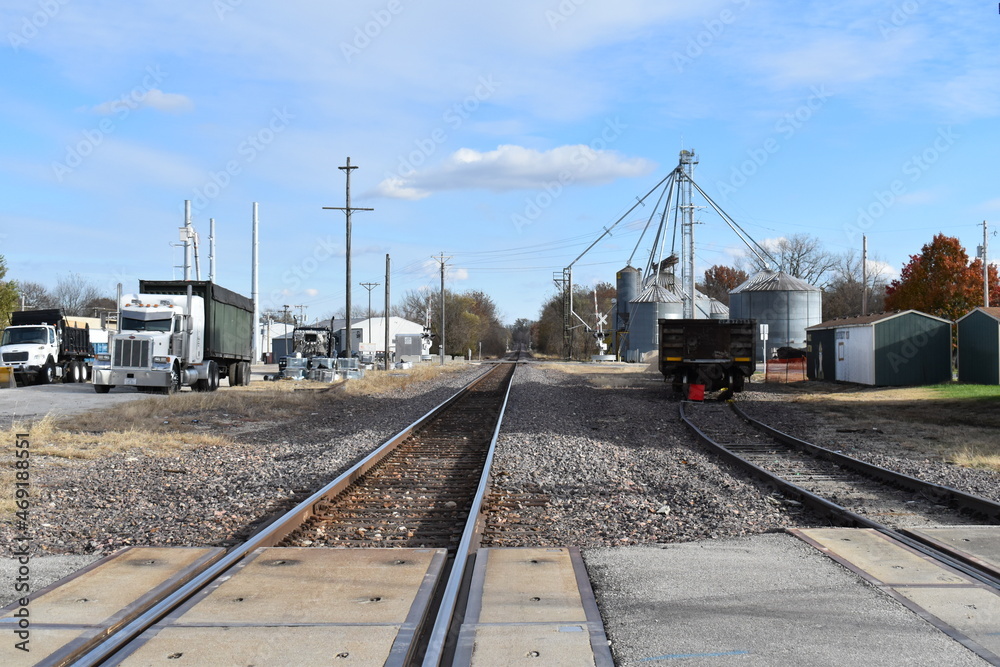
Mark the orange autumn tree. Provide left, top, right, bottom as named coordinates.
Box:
left=884, top=234, right=999, bottom=321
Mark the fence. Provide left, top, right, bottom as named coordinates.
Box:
left=765, top=358, right=807, bottom=383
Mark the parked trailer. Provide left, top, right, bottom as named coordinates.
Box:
left=92, top=280, right=253, bottom=394
left=0, top=309, right=93, bottom=385
left=658, top=318, right=756, bottom=397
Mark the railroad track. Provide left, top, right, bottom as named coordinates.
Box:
left=680, top=399, right=1000, bottom=586
left=25, top=357, right=526, bottom=666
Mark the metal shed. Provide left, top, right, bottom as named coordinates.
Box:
left=806, top=310, right=952, bottom=386
left=957, top=307, right=1000, bottom=384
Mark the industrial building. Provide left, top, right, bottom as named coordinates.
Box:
left=957, top=307, right=1000, bottom=384
left=729, top=270, right=823, bottom=361
left=806, top=310, right=952, bottom=386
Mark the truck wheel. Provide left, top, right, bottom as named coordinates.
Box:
left=39, top=360, right=56, bottom=385
left=228, top=362, right=241, bottom=387
left=242, top=361, right=252, bottom=385
left=165, top=364, right=181, bottom=395
left=207, top=361, right=220, bottom=391
left=94, top=384, right=112, bottom=394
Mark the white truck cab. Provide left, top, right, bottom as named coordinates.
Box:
left=92, top=293, right=208, bottom=393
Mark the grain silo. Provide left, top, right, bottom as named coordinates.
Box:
left=626, top=276, right=682, bottom=361
left=729, top=270, right=822, bottom=360
left=615, top=265, right=641, bottom=331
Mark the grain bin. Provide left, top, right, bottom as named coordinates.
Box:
left=615, top=265, right=641, bottom=332
left=729, top=270, right=822, bottom=360
left=626, top=279, right=682, bottom=361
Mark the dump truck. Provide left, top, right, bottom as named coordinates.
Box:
left=92, top=280, right=253, bottom=394
left=0, top=309, right=94, bottom=384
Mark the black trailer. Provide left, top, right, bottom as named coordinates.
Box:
left=658, top=318, right=756, bottom=396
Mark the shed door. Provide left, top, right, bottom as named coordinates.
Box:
left=836, top=327, right=875, bottom=384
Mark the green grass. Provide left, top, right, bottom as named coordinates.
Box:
left=926, top=384, right=1000, bottom=400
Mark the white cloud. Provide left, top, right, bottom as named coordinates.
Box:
left=867, top=259, right=897, bottom=280
left=91, top=89, right=194, bottom=115
left=375, top=144, right=654, bottom=199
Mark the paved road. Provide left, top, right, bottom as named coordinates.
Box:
left=0, top=365, right=275, bottom=424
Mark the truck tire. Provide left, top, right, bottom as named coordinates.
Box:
left=241, top=361, right=252, bottom=385
left=207, top=361, right=220, bottom=391
left=94, top=384, right=112, bottom=394
left=165, top=363, right=181, bottom=395
left=39, top=360, right=56, bottom=385
left=228, top=362, right=240, bottom=387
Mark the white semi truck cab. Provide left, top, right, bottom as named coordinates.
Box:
left=93, top=293, right=207, bottom=393
left=92, top=280, right=254, bottom=394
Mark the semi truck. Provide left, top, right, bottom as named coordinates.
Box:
left=92, top=280, right=254, bottom=394
left=0, top=309, right=94, bottom=384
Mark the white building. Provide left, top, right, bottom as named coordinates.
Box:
left=352, top=317, right=425, bottom=355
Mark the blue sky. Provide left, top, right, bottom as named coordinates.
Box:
left=2, top=1, right=998, bottom=324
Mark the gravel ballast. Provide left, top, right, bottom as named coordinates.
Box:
left=1, top=366, right=485, bottom=557
left=5, top=363, right=998, bottom=557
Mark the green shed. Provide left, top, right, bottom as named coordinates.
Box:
left=957, top=307, right=1000, bottom=384
left=806, top=310, right=952, bottom=386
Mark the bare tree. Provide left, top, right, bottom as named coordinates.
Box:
left=15, top=280, right=55, bottom=310
left=52, top=273, right=104, bottom=316
left=396, top=288, right=434, bottom=325
left=741, top=234, right=838, bottom=287
left=822, top=250, right=888, bottom=319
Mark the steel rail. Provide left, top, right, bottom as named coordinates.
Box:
left=420, top=359, right=517, bottom=666
left=679, top=401, right=1000, bottom=590
left=67, top=363, right=506, bottom=667
left=730, top=402, right=1000, bottom=522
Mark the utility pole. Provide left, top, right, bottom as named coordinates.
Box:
left=360, top=281, right=380, bottom=356
left=984, top=221, right=991, bottom=308
left=282, top=304, right=291, bottom=327
left=293, top=305, right=307, bottom=325
left=433, top=253, right=451, bottom=365
left=384, top=254, right=391, bottom=371
left=323, top=157, right=373, bottom=360
left=862, top=235, right=868, bottom=316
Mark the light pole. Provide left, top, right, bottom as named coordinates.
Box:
left=360, top=281, right=380, bottom=361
